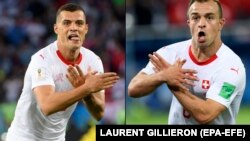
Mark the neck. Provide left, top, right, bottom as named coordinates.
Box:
left=57, top=43, right=80, bottom=64
left=191, top=39, right=222, bottom=62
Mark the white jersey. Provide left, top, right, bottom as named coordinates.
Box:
left=6, top=41, right=104, bottom=140
left=141, top=39, right=246, bottom=125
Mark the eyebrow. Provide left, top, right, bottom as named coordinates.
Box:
left=63, top=19, right=84, bottom=21
left=191, top=12, right=215, bottom=16
left=62, top=19, right=85, bottom=23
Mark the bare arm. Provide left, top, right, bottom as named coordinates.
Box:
left=150, top=52, right=226, bottom=124
left=34, top=84, right=90, bottom=116
left=82, top=91, right=104, bottom=121
left=34, top=65, right=119, bottom=117
left=170, top=88, right=226, bottom=124
left=128, top=52, right=198, bottom=98
left=66, top=65, right=118, bottom=121
left=128, top=72, right=163, bottom=98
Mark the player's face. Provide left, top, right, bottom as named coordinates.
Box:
left=54, top=10, right=88, bottom=50
left=187, top=1, right=225, bottom=48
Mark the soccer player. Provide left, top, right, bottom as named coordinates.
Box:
left=128, top=0, right=246, bottom=124
left=6, top=3, right=119, bottom=140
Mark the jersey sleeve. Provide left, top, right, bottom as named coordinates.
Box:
left=29, top=55, right=55, bottom=89
left=91, top=55, right=104, bottom=73
left=206, top=64, right=246, bottom=108
left=90, top=55, right=104, bottom=93
left=141, top=46, right=177, bottom=74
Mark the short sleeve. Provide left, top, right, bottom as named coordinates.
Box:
left=89, top=55, right=104, bottom=93
left=29, top=55, right=55, bottom=89
left=206, top=64, right=246, bottom=108
left=91, top=55, right=104, bottom=73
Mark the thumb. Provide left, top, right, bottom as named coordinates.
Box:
left=173, top=58, right=181, bottom=67
left=87, top=66, right=98, bottom=75
left=87, top=66, right=92, bottom=73
left=179, top=59, right=186, bottom=68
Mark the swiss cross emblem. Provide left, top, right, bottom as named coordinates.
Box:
left=202, top=80, right=210, bottom=89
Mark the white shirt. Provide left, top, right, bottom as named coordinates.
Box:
left=6, top=41, right=104, bottom=141
left=142, top=39, right=246, bottom=125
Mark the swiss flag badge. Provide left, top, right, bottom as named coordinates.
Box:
left=202, top=80, right=210, bottom=89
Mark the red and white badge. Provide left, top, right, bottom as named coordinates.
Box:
left=202, top=80, right=210, bottom=89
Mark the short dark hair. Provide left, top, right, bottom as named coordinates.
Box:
left=56, top=3, right=86, bottom=21
left=187, top=0, right=223, bottom=18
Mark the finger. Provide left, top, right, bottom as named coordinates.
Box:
left=183, top=80, right=196, bottom=87
left=181, top=69, right=197, bottom=74
left=100, top=72, right=118, bottom=78
left=149, top=54, right=162, bottom=69
left=184, top=74, right=199, bottom=81
left=153, top=67, right=159, bottom=73
left=148, top=53, right=153, bottom=58
left=179, top=59, right=187, bottom=68
left=177, top=83, right=189, bottom=91
left=68, top=65, right=74, bottom=69
left=173, top=58, right=180, bottom=67
left=75, top=65, right=84, bottom=77
left=66, top=74, right=71, bottom=81
left=67, top=65, right=74, bottom=73
left=153, top=52, right=170, bottom=67
left=101, top=76, right=119, bottom=83
left=149, top=58, right=160, bottom=70
left=150, top=53, right=167, bottom=69
left=87, top=66, right=92, bottom=73
left=179, top=77, right=187, bottom=84
left=67, top=66, right=78, bottom=79
left=66, top=74, right=74, bottom=84
left=66, top=72, right=80, bottom=85
left=102, top=75, right=119, bottom=82
left=103, top=83, right=116, bottom=89
left=149, top=59, right=161, bottom=71
left=104, top=79, right=119, bottom=86
left=103, top=76, right=119, bottom=82
left=86, top=66, right=98, bottom=75
left=91, top=71, right=98, bottom=75
left=175, top=58, right=185, bottom=68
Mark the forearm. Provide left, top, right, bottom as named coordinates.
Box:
left=128, top=72, right=162, bottom=98
left=35, top=85, right=91, bottom=116
left=170, top=87, right=219, bottom=124
left=83, top=91, right=105, bottom=121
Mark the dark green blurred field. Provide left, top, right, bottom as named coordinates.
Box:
left=126, top=103, right=250, bottom=124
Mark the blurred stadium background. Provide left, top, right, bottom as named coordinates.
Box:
left=126, top=0, right=250, bottom=124
left=0, top=0, right=125, bottom=141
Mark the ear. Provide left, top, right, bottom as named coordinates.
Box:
left=219, top=18, right=226, bottom=31
left=85, top=24, right=89, bottom=34
left=187, top=19, right=190, bottom=26
left=54, top=24, right=58, bottom=34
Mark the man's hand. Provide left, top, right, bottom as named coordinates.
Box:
left=66, top=65, right=85, bottom=88
left=149, top=52, right=198, bottom=90
left=66, top=65, right=119, bottom=93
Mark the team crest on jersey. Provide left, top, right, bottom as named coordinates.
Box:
left=36, top=67, right=46, bottom=80
left=202, top=80, right=210, bottom=89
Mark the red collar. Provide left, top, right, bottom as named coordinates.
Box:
left=56, top=50, right=82, bottom=65
left=189, top=46, right=217, bottom=66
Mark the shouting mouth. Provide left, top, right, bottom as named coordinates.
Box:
left=68, top=34, right=80, bottom=42
left=198, top=31, right=206, bottom=43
